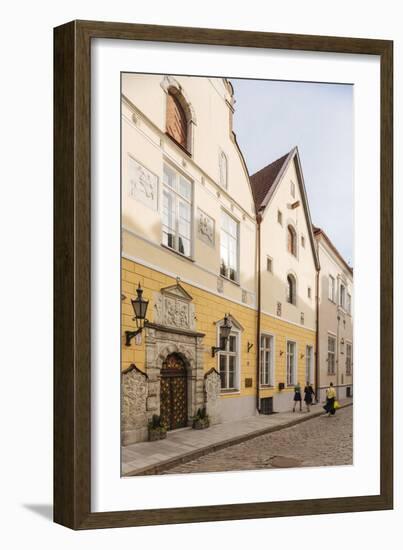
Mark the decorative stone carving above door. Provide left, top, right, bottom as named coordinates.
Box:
left=153, top=282, right=196, bottom=331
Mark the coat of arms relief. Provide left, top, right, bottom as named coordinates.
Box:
left=153, top=282, right=196, bottom=331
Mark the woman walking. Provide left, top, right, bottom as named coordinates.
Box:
left=293, top=381, right=302, bottom=412
left=324, top=382, right=337, bottom=416
left=304, top=382, right=315, bottom=412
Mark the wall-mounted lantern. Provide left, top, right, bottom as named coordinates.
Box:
left=211, top=314, right=232, bottom=357
left=125, top=283, right=149, bottom=346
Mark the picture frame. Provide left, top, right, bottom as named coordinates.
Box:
left=54, top=20, right=393, bottom=529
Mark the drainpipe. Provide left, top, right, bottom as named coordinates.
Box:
left=256, top=212, right=262, bottom=413
left=315, top=267, right=320, bottom=401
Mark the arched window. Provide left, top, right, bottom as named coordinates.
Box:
left=287, top=274, right=296, bottom=305
left=219, top=151, right=228, bottom=189
left=287, top=225, right=297, bottom=256
left=166, top=91, right=188, bottom=150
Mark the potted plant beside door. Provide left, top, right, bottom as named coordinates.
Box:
left=192, top=407, right=210, bottom=430
left=148, top=414, right=167, bottom=441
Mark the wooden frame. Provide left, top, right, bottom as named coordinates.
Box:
left=54, top=20, right=393, bottom=529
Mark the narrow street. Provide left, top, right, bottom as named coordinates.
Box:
left=163, top=405, right=353, bottom=474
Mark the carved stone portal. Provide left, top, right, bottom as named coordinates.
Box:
left=204, top=368, right=222, bottom=425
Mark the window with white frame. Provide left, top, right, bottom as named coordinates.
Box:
left=328, top=275, right=335, bottom=302
left=218, top=329, right=239, bottom=391
left=220, top=211, right=239, bottom=282
left=305, top=345, right=313, bottom=384
left=287, top=274, right=297, bottom=305
left=219, top=150, right=228, bottom=189
left=328, top=335, right=336, bottom=375
left=286, top=341, right=296, bottom=386
left=347, top=292, right=352, bottom=314
left=339, top=283, right=346, bottom=308
left=346, top=343, right=352, bottom=375
left=260, top=334, right=274, bottom=386
left=287, top=225, right=297, bottom=256
left=162, top=164, right=192, bottom=257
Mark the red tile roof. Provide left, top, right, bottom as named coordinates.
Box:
left=250, top=151, right=291, bottom=211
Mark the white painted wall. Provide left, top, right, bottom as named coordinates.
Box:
left=122, top=74, right=257, bottom=304
left=260, top=156, right=317, bottom=329
left=316, top=233, right=354, bottom=399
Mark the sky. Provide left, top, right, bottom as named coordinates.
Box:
left=230, top=78, right=354, bottom=266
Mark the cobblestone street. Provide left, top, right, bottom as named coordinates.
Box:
left=164, top=405, right=353, bottom=474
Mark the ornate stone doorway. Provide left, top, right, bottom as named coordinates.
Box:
left=160, top=353, right=188, bottom=430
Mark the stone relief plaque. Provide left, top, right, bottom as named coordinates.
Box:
left=128, top=155, right=158, bottom=210
left=197, top=208, right=215, bottom=247
left=153, top=283, right=196, bottom=331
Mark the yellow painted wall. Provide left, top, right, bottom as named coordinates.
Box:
left=122, top=257, right=316, bottom=406
left=259, top=312, right=316, bottom=399
left=121, top=257, right=257, bottom=400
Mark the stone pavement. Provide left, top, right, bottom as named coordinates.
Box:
left=168, top=404, right=353, bottom=473
left=122, top=398, right=353, bottom=476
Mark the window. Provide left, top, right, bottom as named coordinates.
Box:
left=260, top=334, right=274, bottom=386
left=346, top=343, right=352, bottom=375
left=327, top=335, right=336, bottom=375
left=219, top=151, right=228, bottom=189
left=162, top=164, right=192, bottom=257
left=287, top=274, right=297, bottom=305
left=301, top=235, right=305, bottom=248
left=277, top=210, right=283, bottom=225
left=287, top=225, right=297, bottom=256
left=305, top=345, right=313, bottom=383
left=347, top=293, right=352, bottom=314
left=166, top=92, right=188, bottom=150
left=220, top=211, right=239, bottom=282
left=219, top=330, right=239, bottom=391
left=267, top=256, right=273, bottom=272
left=328, top=275, right=335, bottom=302
left=287, top=341, right=296, bottom=386
left=339, top=283, right=346, bottom=308
left=291, top=181, right=296, bottom=198
left=307, top=286, right=312, bottom=299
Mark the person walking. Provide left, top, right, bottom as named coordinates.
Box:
left=304, top=381, right=316, bottom=412
left=324, top=382, right=337, bottom=416
left=293, top=381, right=302, bottom=412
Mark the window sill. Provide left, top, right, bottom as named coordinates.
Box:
left=260, top=384, right=275, bottom=389
left=220, top=389, right=240, bottom=395
left=165, top=132, right=192, bottom=157
left=219, top=274, right=240, bottom=287
left=161, top=243, right=195, bottom=262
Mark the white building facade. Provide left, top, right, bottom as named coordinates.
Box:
left=315, top=228, right=353, bottom=401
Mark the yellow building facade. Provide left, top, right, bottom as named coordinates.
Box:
left=121, top=74, right=320, bottom=445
